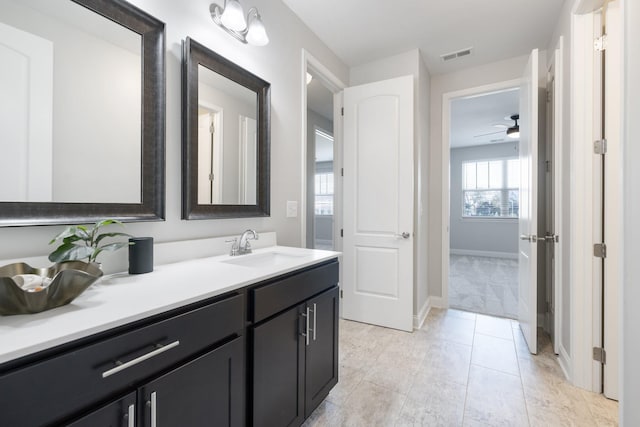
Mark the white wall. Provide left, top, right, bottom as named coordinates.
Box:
left=622, top=0, right=640, bottom=422
left=428, top=55, right=529, bottom=299
left=449, top=142, right=519, bottom=255
left=349, top=49, right=431, bottom=321
left=0, top=0, right=348, bottom=273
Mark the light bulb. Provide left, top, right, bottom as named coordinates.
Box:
left=246, top=12, right=269, bottom=46
left=220, top=0, right=246, bottom=32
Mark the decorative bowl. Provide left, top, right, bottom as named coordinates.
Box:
left=0, top=261, right=103, bottom=315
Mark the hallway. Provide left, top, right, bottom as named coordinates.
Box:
left=304, top=309, right=618, bottom=426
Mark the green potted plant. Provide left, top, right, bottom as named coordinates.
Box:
left=48, top=219, right=131, bottom=265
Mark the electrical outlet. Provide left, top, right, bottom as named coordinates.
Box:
left=286, top=201, right=298, bottom=218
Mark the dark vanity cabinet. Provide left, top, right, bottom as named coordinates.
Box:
left=250, top=261, right=339, bottom=427
left=0, top=258, right=339, bottom=427
left=0, top=292, right=246, bottom=427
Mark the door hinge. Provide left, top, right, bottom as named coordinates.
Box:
left=594, top=139, right=607, bottom=155
left=340, top=229, right=343, bottom=238
left=341, top=168, right=344, bottom=177
left=209, top=173, right=214, bottom=181
left=210, top=123, right=215, bottom=134
left=545, top=160, right=551, bottom=173
left=593, top=347, right=607, bottom=364
left=594, top=243, right=607, bottom=258
left=340, top=289, right=343, bottom=298
left=546, top=91, right=551, bottom=103
left=594, top=35, right=607, bottom=51
left=341, top=107, right=344, bottom=116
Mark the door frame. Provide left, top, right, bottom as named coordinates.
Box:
left=547, top=36, right=565, bottom=358
left=441, top=78, right=522, bottom=308
left=570, top=2, right=604, bottom=392
left=300, top=49, right=346, bottom=251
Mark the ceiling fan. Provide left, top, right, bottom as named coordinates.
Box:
left=472, top=114, right=519, bottom=139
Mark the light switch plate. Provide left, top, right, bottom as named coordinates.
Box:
left=286, top=201, right=298, bottom=218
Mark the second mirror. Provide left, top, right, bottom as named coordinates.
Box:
left=182, top=37, right=270, bottom=219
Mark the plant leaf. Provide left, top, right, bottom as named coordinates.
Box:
left=98, top=242, right=131, bottom=252
left=95, top=219, right=124, bottom=230
left=48, top=226, right=78, bottom=244
left=48, top=243, right=93, bottom=263
left=95, top=232, right=132, bottom=245
left=92, top=241, right=131, bottom=261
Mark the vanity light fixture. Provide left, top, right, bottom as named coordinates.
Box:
left=506, top=114, right=520, bottom=139
left=210, top=0, right=269, bottom=46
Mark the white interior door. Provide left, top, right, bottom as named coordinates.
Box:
left=0, top=22, right=53, bottom=202
left=518, top=49, right=540, bottom=354
left=342, top=75, right=414, bottom=332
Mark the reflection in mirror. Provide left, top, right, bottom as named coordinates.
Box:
left=197, top=64, right=257, bottom=205
left=0, top=0, right=141, bottom=203
left=182, top=37, right=269, bottom=219
left=0, top=0, right=165, bottom=226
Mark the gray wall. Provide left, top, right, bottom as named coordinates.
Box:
left=449, top=142, right=519, bottom=255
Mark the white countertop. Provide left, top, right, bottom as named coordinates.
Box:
left=0, top=246, right=340, bottom=365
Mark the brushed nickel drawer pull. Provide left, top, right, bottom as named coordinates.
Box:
left=102, top=340, right=180, bottom=378
left=127, top=403, right=135, bottom=427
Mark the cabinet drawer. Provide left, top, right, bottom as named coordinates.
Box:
left=251, top=260, right=338, bottom=323
left=0, top=292, right=244, bottom=427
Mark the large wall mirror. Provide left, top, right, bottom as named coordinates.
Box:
left=0, top=0, right=165, bottom=226
left=182, top=37, right=270, bottom=219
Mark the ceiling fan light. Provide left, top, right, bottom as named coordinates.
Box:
left=506, top=114, right=520, bottom=139
left=220, top=0, right=247, bottom=31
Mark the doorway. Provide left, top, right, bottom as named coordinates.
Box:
left=301, top=50, right=345, bottom=252
left=447, top=87, right=521, bottom=319
left=305, top=73, right=335, bottom=250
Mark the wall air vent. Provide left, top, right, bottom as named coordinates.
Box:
left=440, top=47, right=473, bottom=62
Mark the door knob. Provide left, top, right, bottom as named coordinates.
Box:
left=396, top=232, right=410, bottom=239
left=520, top=234, right=533, bottom=242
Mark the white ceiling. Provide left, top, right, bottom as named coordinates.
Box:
left=281, top=0, right=565, bottom=74
left=450, top=88, right=519, bottom=148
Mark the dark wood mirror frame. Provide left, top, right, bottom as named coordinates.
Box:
left=0, top=0, right=165, bottom=227
left=182, top=37, right=270, bottom=220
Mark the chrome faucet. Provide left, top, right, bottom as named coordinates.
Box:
left=227, top=229, right=259, bottom=256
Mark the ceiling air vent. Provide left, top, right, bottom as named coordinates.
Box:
left=441, top=47, right=473, bottom=62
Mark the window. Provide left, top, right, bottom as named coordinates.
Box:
left=462, top=158, right=519, bottom=218
left=315, top=172, right=334, bottom=215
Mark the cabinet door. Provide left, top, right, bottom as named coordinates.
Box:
left=252, top=304, right=305, bottom=427
left=66, top=392, right=136, bottom=427
left=304, top=286, right=339, bottom=417
left=140, top=337, right=244, bottom=427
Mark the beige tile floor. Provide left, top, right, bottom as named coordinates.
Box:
left=303, top=308, right=618, bottom=427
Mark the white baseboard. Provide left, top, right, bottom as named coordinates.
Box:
left=558, top=345, right=572, bottom=381
left=450, top=249, right=518, bottom=259
left=430, top=296, right=446, bottom=309
left=413, top=298, right=431, bottom=329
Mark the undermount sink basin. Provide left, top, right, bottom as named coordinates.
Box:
left=220, top=251, right=306, bottom=268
